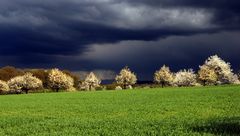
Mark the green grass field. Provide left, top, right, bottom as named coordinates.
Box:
left=0, top=86, right=239, bottom=136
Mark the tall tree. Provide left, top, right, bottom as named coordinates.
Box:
left=201, top=55, right=239, bottom=85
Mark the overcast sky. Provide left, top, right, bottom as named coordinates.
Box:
left=0, top=0, right=240, bottom=80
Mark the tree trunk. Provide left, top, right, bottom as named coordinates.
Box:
left=89, top=85, right=92, bottom=91
left=123, top=84, right=127, bottom=89
left=25, top=89, right=29, bottom=94
left=56, top=88, right=59, bottom=92
left=203, top=81, right=206, bottom=86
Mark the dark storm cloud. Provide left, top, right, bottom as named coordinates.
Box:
left=0, top=0, right=240, bottom=79
left=122, top=0, right=240, bottom=29
left=82, top=31, right=240, bottom=79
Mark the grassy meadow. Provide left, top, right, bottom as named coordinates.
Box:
left=0, top=85, right=239, bottom=135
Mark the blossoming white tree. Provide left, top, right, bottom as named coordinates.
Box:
left=81, top=72, right=101, bottom=91
left=173, top=69, right=197, bottom=87
left=0, top=80, right=9, bottom=93
left=48, top=68, right=74, bottom=92
left=154, top=65, right=174, bottom=88
left=115, top=66, right=137, bottom=89
left=201, top=55, right=239, bottom=84
left=198, top=65, right=218, bottom=86
left=8, top=73, right=43, bottom=94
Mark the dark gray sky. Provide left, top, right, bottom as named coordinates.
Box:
left=0, top=0, right=240, bottom=80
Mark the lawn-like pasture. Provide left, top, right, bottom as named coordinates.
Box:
left=0, top=86, right=239, bottom=136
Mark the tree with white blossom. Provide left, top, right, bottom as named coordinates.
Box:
left=173, top=69, right=197, bottom=87
left=8, top=73, right=42, bottom=94
left=154, top=65, right=174, bottom=88
left=201, top=55, right=239, bottom=85
left=48, top=68, right=74, bottom=92
left=81, top=72, right=101, bottom=91
left=115, top=66, right=137, bottom=89
left=198, top=65, right=218, bottom=86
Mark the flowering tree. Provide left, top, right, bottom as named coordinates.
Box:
left=154, top=65, right=174, bottom=88
left=115, top=66, right=137, bottom=89
left=173, top=69, right=197, bottom=87
left=201, top=55, right=239, bottom=84
left=198, top=65, right=218, bottom=86
left=8, top=73, right=42, bottom=94
left=48, top=68, right=74, bottom=92
left=0, top=80, right=9, bottom=93
left=81, top=72, right=101, bottom=91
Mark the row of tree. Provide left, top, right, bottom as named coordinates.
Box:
left=0, top=55, right=239, bottom=94
left=154, top=55, right=240, bottom=87
left=0, top=68, right=99, bottom=94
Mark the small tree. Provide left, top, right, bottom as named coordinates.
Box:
left=154, top=65, right=174, bottom=88
left=8, top=73, right=42, bottom=94
left=198, top=65, right=218, bottom=86
left=115, top=66, right=137, bottom=89
left=82, top=72, right=101, bottom=91
left=173, top=69, right=197, bottom=87
left=0, top=80, right=9, bottom=93
left=48, top=68, right=74, bottom=92
left=202, top=55, right=239, bottom=84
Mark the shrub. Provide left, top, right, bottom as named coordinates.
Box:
left=115, top=66, right=137, bottom=89
left=105, top=82, right=118, bottom=90
left=48, top=68, right=74, bottom=92
left=80, top=72, right=101, bottom=91
left=154, top=65, right=174, bottom=88
left=0, top=80, right=9, bottom=93
left=126, top=85, right=133, bottom=89
left=8, top=73, right=43, bottom=94
left=173, top=69, right=197, bottom=87
left=95, top=86, right=105, bottom=91
left=66, top=86, right=77, bottom=92
left=115, top=86, right=122, bottom=90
